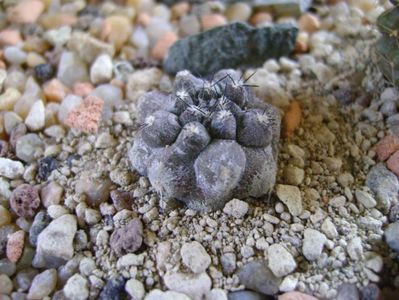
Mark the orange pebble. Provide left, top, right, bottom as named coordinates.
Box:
left=201, top=14, right=227, bottom=31
left=43, top=79, right=70, bottom=103
left=298, top=13, right=321, bottom=34
left=6, top=230, right=25, bottom=263
left=0, top=29, right=23, bottom=46
left=250, top=12, right=273, bottom=26
left=151, top=31, right=178, bottom=60
left=64, top=95, right=104, bottom=133
left=73, top=82, right=94, bottom=98
left=283, top=101, right=302, bottom=138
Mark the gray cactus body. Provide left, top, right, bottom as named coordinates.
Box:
left=129, top=69, right=281, bottom=211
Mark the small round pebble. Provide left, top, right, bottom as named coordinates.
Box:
left=125, top=279, right=145, bottom=300
left=223, top=198, right=249, bottom=218
left=10, top=184, right=40, bottom=218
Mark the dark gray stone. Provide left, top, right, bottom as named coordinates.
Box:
left=385, top=221, right=399, bottom=253
left=238, top=260, right=281, bottom=296
left=163, top=22, right=298, bottom=76
left=360, top=283, right=382, bottom=300
left=366, top=163, right=399, bottom=212
left=99, top=276, right=126, bottom=300
left=29, top=211, right=51, bottom=247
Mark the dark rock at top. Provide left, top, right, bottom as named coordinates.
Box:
left=163, top=22, right=298, bottom=76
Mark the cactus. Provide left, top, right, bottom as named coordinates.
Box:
left=376, top=3, right=399, bottom=86
left=128, top=70, right=281, bottom=211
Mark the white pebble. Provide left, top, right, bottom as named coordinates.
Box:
left=25, top=100, right=45, bottom=131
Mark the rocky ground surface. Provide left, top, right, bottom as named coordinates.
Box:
left=1, top=0, right=399, bottom=300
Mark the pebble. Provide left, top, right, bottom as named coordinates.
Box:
left=360, top=283, right=382, bottom=300
left=27, top=269, right=57, bottom=299
left=102, top=15, right=131, bottom=51
left=321, top=218, right=338, bottom=239
left=10, top=184, right=40, bottom=218
left=336, top=283, right=359, bottom=300
left=366, top=163, right=399, bottom=211
left=35, top=214, right=77, bottom=268
left=25, top=100, right=45, bottom=131
left=275, top=184, right=303, bottom=217
left=43, top=79, right=69, bottom=103
left=221, top=252, right=236, bottom=275
left=283, top=101, right=302, bottom=138
left=206, top=289, right=228, bottom=300
left=347, top=237, right=363, bottom=260
left=33, top=63, right=54, bottom=83
left=0, top=158, right=24, bottom=179
left=284, top=166, right=304, bottom=185
left=15, top=133, right=44, bottom=163
left=125, top=279, right=145, bottom=300
left=385, top=221, right=399, bottom=253
left=110, top=218, right=143, bottom=255
left=7, top=0, right=44, bottom=24
left=151, top=31, right=178, bottom=60
left=164, top=272, right=211, bottom=300
left=29, top=211, right=51, bottom=247
left=225, top=2, right=252, bottom=22
left=99, top=276, right=126, bottom=300
left=145, top=290, right=191, bottom=300
left=355, top=189, right=377, bottom=208
left=298, top=13, right=321, bottom=34
left=278, top=291, right=318, bottom=300
left=374, top=135, right=399, bottom=161
left=0, top=206, right=11, bottom=227
left=0, top=274, right=13, bottom=294
left=64, top=95, right=104, bottom=133
left=223, top=198, right=249, bottom=218
left=302, top=229, right=326, bottom=261
left=0, top=30, right=22, bottom=46
left=0, top=259, right=15, bottom=277
left=268, top=244, right=297, bottom=277
left=4, top=46, right=27, bottom=65
left=90, top=54, right=113, bottom=84
left=63, top=274, right=89, bottom=300
left=238, top=260, right=281, bottom=295
left=44, top=26, right=72, bottom=48
left=279, top=275, right=298, bottom=293
left=201, top=14, right=228, bottom=31
left=329, top=195, right=346, bottom=207
left=179, top=15, right=201, bottom=36
left=387, top=150, right=399, bottom=177
left=57, top=51, right=89, bottom=87
left=181, top=241, right=211, bottom=274
left=6, top=230, right=24, bottom=263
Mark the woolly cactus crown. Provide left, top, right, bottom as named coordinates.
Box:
left=129, top=69, right=281, bottom=211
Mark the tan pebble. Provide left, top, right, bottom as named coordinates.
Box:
left=348, top=0, right=376, bottom=12
left=0, top=205, right=12, bottom=226
left=201, top=14, right=227, bottom=31
left=0, top=29, right=23, bottom=46
left=40, top=13, right=78, bottom=29
left=6, top=230, right=25, bottom=263
left=151, top=31, right=178, bottom=60
left=298, top=13, right=321, bottom=34
left=295, top=31, right=309, bottom=53
left=73, top=82, right=94, bottom=98
left=102, top=15, right=131, bottom=51
left=225, top=2, right=252, bottom=22
left=387, top=150, right=399, bottom=177
left=7, top=0, right=45, bottom=24
left=283, top=101, right=302, bottom=138
left=0, top=60, right=6, bottom=69
left=278, top=291, right=319, bottom=300
left=26, top=52, right=46, bottom=68
left=250, top=12, right=273, bottom=25
left=64, top=95, right=104, bottom=133
left=23, top=36, right=50, bottom=54
left=137, top=12, right=151, bottom=27
left=171, top=2, right=190, bottom=19
left=44, top=79, right=69, bottom=103
left=375, top=135, right=399, bottom=161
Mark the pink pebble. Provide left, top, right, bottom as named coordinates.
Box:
left=151, top=31, right=178, bottom=60
left=7, top=230, right=25, bottom=263
left=64, top=95, right=104, bottom=133
left=375, top=135, right=399, bottom=161
left=201, top=14, right=227, bottom=31
left=387, top=150, right=399, bottom=177
left=0, top=29, right=23, bottom=46
left=7, top=0, right=45, bottom=24
left=73, top=82, right=95, bottom=98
